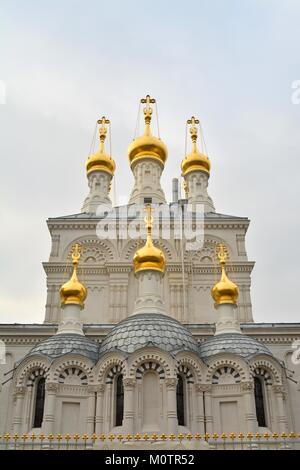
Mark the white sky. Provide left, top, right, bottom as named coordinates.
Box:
left=0, top=0, right=300, bottom=324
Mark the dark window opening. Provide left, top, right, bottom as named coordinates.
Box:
left=176, top=374, right=185, bottom=426
left=144, top=197, right=152, bottom=204
left=115, top=375, right=124, bottom=427
left=33, top=377, right=45, bottom=428
left=254, top=377, right=266, bottom=427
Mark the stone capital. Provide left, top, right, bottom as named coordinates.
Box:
left=165, top=377, right=177, bottom=389
left=240, top=381, right=254, bottom=392
left=272, top=384, right=285, bottom=394
left=195, top=384, right=212, bottom=393
left=45, top=382, right=59, bottom=393
left=123, top=378, right=136, bottom=388
left=14, top=385, right=26, bottom=396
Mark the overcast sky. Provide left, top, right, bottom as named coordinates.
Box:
left=0, top=0, right=299, bottom=324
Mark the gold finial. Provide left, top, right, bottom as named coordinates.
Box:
left=211, top=243, right=239, bottom=306
left=216, top=243, right=228, bottom=265
left=133, top=204, right=165, bottom=274
left=181, top=115, right=210, bottom=177
left=86, top=116, right=115, bottom=177
left=60, top=244, right=87, bottom=309
left=141, top=94, right=156, bottom=132
left=128, top=94, right=167, bottom=168
left=187, top=116, right=200, bottom=146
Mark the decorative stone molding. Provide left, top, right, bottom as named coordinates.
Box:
left=14, top=386, right=26, bottom=396
left=240, top=381, right=254, bottom=391
left=45, top=382, right=59, bottom=393
left=123, top=378, right=136, bottom=388
left=165, top=378, right=177, bottom=389
left=272, top=384, right=285, bottom=394
left=195, top=384, right=212, bottom=393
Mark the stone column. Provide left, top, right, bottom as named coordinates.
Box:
left=13, top=386, right=26, bottom=433
left=86, top=386, right=97, bottom=435
left=123, top=378, right=136, bottom=435
left=203, top=385, right=213, bottom=433
left=241, top=381, right=257, bottom=433
left=166, top=378, right=178, bottom=434
left=43, top=383, right=58, bottom=435
left=195, top=385, right=205, bottom=434
left=272, top=385, right=287, bottom=433
left=95, top=384, right=105, bottom=435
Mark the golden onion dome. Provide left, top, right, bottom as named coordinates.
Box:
left=211, top=244, right=239, bottom=306
left=86, top=116, right=116, bottom=177
left=128, top=95, right=168, bottom=170
left=133, top=205, right=166, bottom=274
left=60, top=244, right=87, bottom=309
left=181, top=116, right=210, bottom=177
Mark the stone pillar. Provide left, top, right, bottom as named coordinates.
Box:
left=56, top=304, right=84, bottom=336
left=95, top=384, right=105, bottom=435
left=132, top=270, right=166, bottom=316
left=86, top=386, right=97, bottom=435
left=81, top=172, right=113, bottom=214
left=129, top=160, right=166, bottom=205
left=203, top=385, right=213, bottom=433
left=241, top=381, right=257, bottom=433
left=195, top=385, right=205, bottom=434
left=166, top=378, right=178, bottom=434
left=215, top=303, right=242, bottom=336
left=272, top=385, right=287, bottom=433
left=43, top=383, right=58, bottom=435
left=13, top=386, right=26, bottom=433
left=123, top=378, right=136, bottom=434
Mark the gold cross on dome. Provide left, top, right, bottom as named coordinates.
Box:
left=144, top=204, right=154, bottom=230
left=216, top=243, right=228, bottom=265
left=141, top=94, right=156, bottom=105
left=71, top=243, right=82, bottom=265
left=187, top=116, right=199, bottom=142
left=97, top=116, right=110, bottom=141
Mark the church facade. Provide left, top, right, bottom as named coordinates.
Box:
left=0, top=96, right=300, bottom=447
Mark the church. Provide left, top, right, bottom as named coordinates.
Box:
left=0, top=95, right=299, bottom=449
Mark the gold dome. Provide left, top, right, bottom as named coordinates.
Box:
left=181, top=116, right=211, bottom=177
left=86, top=116, right=116, bottom=177
left=133, top=205, right=166, bottom=274
left=60, top=244, right=87, bottom=309
left=211, top=244, right=239, bottom=306
left=128, top=95, right=168, bottom=170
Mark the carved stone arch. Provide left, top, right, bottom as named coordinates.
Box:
left=62, top=236, right=116, bottom=263
left=177, top=364, right=194, bottom=384
left=135, top=362, right=165, bottom=380
left=249, top=357, right=282, bottom=385
left=212, top=366, right=241, bottom=385
left=121, top=238, right=174, bottom=262
left=15, top=358, right=51, bottom=387
left=185, top=235, right=233, bottom=264
left=128, top=349, right=175, bottom=379
left=205, top=355, right=249, bottom=384
left=50, top=357, right=94, bottom=384
left=96, top=354, right=128, bottom=384
left=175, top=353, right=203, bottom=383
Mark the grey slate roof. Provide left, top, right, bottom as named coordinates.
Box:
left=199, top=333, right=273, bottom=360
left=25, top=334, right=99, bottom=362
left=99, top=313, right=199, bottom=355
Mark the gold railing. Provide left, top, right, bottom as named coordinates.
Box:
left=0, top=431, right=299, bottom=449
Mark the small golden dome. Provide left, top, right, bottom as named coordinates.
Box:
left=133, top=205, right=166, bottom=274
left=86, top=116, right=116, bottom=177
left=60, top=244, right=87, bottom=309
left=181, top=116, right=210, bottom=177
left=211, top=244, right=239, bottom=306
left=128, top=95, right=168, bottom=170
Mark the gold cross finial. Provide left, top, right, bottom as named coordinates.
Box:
left=71, top=243, right=82, bottom=266
left=216, top=243, right=228, bottom=265
left=97, top=116, right=110, bottom=142
left=187, top=116, right=199, bottom=144
left=144, top=204, right=153, bottom=231
left=141, top=94, right=155, bottom=125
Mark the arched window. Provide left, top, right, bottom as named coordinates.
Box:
left=254, top=377, right=266, bottom=427
left=176, top=375, right=185, bottom=426
left=33, top=377, right=45, bottom=428
left=115, top=375, right=124, bottom=427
